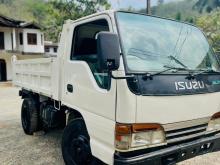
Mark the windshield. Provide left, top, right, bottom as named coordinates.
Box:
left=116, top=12, right=220, bottom=73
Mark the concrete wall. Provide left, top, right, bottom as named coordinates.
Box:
left=0, top=27, right=13, bottom=51
left=0, top=27, right=45, bottom=81
left=0, top=27, right=44, bottom=54
left=23, top=29, right=44, bottom=54
left=45, top=46, right=58, bottom=56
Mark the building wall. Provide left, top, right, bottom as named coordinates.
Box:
left=0, top=27, right=13, bottom=51
left=0, top=27, right=45, bottom=81
left=23, top=29, right=44, bottom=53
left=45, top=46, right=58, bottom=56
left=0, top=27, right=45, bottom=54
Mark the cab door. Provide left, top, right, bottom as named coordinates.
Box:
left=62, top=15, right=116, bottom=119
left=61, top=15, right=116, bottom=163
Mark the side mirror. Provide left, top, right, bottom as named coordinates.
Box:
left=97, top=32, right=120, bottom=71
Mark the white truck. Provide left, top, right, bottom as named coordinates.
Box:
left=13, top=10, right=220, bottom=165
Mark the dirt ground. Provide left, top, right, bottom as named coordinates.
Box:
left=0, top=85, right=64, bottom=165
left=0, top=85, right=220, bottom=165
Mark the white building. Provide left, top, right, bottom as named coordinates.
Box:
left=0, top=15, right=44, bottom=81
left=44, top=41, right=58, bottom=57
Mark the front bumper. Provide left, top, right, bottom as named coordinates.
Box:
left=114, top=134, right=220, bottom=165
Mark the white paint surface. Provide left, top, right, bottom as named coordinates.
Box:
left=0, top=27, right=44, bottom=53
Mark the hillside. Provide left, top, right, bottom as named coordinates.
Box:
left=139, top=0, right=220, bottom=22
left=194, top=0, right=220, bottom=13
left=138, top=0, right=220, bottom=51
left=0, top=0, right=110, bottom=42
left=152, top=0, right=198, bottom=21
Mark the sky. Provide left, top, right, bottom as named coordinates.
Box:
left=108, top=0, right=182, bottom=9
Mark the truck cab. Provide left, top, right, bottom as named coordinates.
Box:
left=14, top=10, right=220, bottom=165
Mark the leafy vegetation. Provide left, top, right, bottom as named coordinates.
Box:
left=0, top=0, right=110, bottom=42
left=196, top=9, right=220, bottom=52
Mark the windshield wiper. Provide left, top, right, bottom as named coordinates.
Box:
left=165, top=56, right=198, bottom=79
left=142, top=64, right=202, bottom=80
left=163, top=65, right=220, bottom=79
left=163, top=65, right=190, bottom=71
left=168, top=55, right=188, bottom=69
left=142, top=67, right=174, bottom=80
left=193, top=68, right=220, bottom=76
left=142, top=65, right=191, bottom=80
left=164, top=65, right=197, bottom=79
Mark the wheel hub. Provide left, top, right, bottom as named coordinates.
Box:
left=70, top=135, right=92, bottom=164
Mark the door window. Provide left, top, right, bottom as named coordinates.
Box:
left=71, top=19, right=110, bottom=89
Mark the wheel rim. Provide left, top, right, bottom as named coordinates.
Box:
left=68, top=135, right=92, bottom=164
left=22, top=104, right=29, bottom=130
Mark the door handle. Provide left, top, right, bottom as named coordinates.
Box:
left=67, top=84, right=73, bottom=93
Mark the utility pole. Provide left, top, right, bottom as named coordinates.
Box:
left=117, top=0, right=120, bottom=9
left=146, top=0, right=151, bottom=14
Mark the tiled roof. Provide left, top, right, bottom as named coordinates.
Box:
left=0, top=14, right=41, bottom=29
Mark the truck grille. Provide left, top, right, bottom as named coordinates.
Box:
left=163, top=117, right=210, bottom=144
left=165, top=123, right=208, bottom=143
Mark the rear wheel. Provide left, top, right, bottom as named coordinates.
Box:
left=62, top=118, right=103, bottom=165
left=21, top=98, right=39, bottom=135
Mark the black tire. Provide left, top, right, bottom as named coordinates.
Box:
left=21, top=98, right=39, bottom=135
left=62, top=118, right=103, bottom=165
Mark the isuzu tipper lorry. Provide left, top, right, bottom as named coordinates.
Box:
left=13, top=10, right=220, bottom=165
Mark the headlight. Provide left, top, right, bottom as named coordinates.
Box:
left=115, top=123, right=166, bottom=150
left=207, top=112, right=220, bottom=132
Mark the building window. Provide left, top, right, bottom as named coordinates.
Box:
left=19, top=33, right=23, bottom=45
left=27, top=33, right=37, bottom=45
left=11, top=33, right=13, bottom=50
left=0, top=32, right=4, bottom=50
left=45, top=46, right=50, bottom=52
left=41, top=34, right=43, bottom=45
left=53, top=47, right=57, bottom=53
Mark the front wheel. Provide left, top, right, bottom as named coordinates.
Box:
left=62, top=118, right=103, bottom=165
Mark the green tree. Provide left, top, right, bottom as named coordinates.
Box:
left=157, top=0, right=164, bottom=5
left=193, top=0, right=220, bottom=13
left=185, top=17, right=194, bottom=23
left=175, top=12, right=182, bottom=21
left=196, top=9, right=220, bottom=51
left=127, top=6, right=135, bottom=12
left=46, top=0, right=111, bottom=41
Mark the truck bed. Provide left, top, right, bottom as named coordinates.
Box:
left=13, top=58, right=60, bottom=100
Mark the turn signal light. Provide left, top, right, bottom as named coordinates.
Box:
left=115, top=123, right=166, bottom=150
left=207, top=112, right=220, bottom=132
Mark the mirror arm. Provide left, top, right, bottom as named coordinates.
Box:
left=109, top=71, right=134, bottom=80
